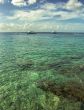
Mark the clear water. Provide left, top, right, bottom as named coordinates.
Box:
left=0, top=33, right=84, bottom=110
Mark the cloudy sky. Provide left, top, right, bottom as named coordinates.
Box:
left=0, top=0, right=84, bottom=32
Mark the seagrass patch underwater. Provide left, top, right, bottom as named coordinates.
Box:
left=0, top=33, right=84, bottom=110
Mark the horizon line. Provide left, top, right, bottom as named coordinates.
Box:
left=0, top=32, right=84, bottom=34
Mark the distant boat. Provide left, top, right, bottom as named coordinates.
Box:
left=26, top=32, right=37, bottom=34
left=52, top=32, right=57, bottom=34
left=51, top=31, right=57, bottom=34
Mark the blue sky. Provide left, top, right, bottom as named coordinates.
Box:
left=0, top=0, right=84, bottom=32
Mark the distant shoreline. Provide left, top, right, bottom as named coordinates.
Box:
left=0, top=32, right=84, bottom=35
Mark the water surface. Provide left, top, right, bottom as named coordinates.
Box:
left=0, top=33, right=84, bottom=110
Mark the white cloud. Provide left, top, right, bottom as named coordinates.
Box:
left=0, top=0, right=84, bottom=32
left=53, top=11, right=78, bottom=20
left=42, top=0, right=83, bottom=11
left=0, top=23, right=24, bottom=31
left=42, top=3, right=57, bottom=10
left=11, top=0, right=84, bottom=20
left=7, top=10, right=47, bottom=21
left=0, top=22, right=84, bottom=32
left=5, top=1, right=84, bottom=22
left=42, top=2, right=84, bottom=20
left=11, top=0, right=37, bottom=6
left=65, top=0, right=83, bottom=10
left=11, top=0, right=26, bottom=6
left=0, top=0, right=4, bottom=4
left=28, top=0, right=37, bottom=5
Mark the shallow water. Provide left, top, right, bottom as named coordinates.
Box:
left=0, top=33, right=84, bottom=110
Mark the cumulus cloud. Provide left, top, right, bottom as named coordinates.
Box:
left=11, top=0, right=26, bottom=6
left=65, top=0, right=83, bottom=10
left=1, top=0, right=84, bottom=22
left=40, top=1, right=84, bottom=20
left=42, top=0, right=83, bottom=11
left=11, top=0, right=37, bottom=6
left=28, top=0, right=37, bottom=5
left=0, top=22, right=84, bottom=32
left=5, top=1, right=84, bottom=23
left=0, top=0, right=84, bottom=32
left=7, top=10, right=47, bottom=21
left=41, top=3, right=57, bottom=10
left=42, top=2, right=67, bottom=10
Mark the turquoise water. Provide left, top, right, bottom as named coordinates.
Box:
left=0, top=33, right=84, bottom=110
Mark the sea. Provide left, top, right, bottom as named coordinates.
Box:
left=0, top=33, right=84, bottom=110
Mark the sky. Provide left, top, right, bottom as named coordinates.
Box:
left=0, top=0, right=84, bottom=32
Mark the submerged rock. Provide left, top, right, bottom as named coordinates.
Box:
left=70, top=64, right=84, bottom=74
left=70, top=54, right=84, bottom=60
left=37, top=80, right=84, bottom=102
left=47, top=59, right=71, bottom=70
left=17, top=60, right=34, bottom=71
left=79, top=65, right=84, bottom=72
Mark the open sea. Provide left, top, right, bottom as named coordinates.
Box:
left=0, top=33, right=84, bottom=110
